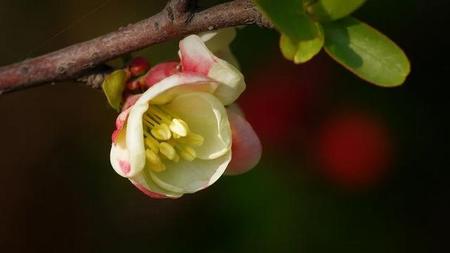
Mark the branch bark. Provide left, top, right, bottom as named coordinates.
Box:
left=0, top=0, right=271, bottom=94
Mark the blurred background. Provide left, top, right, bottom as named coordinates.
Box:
left=0, top=0, right=448, bottom=252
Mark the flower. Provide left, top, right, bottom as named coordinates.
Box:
left=109, top=30, right=261, bottom=198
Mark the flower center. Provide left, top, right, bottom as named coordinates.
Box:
left=142, top=105, right=204, bottom=172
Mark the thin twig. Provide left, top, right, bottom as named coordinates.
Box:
left=0, top=0, right=271, bottom=94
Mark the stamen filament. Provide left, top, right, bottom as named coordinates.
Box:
left=158, top=106, right=176, bottom=118
left=143, top=115, right=159, bottom=126
left=148, top=106, right=171, bottom=123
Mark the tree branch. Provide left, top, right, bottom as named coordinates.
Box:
left=0, top=0, right=271, bottom=94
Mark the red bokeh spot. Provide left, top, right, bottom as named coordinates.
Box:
left=315, top=111, right=393, bottom=190
left=238, top=58, right=329, bottom=148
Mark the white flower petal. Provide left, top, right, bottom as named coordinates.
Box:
left=150, top=151, right=231, bottom=193
left=130, top=170, right=183, bottom=198
left=214, top=47, right=240, bottom=69
left=110, top=125, right=132, bottom=177
left=179, top=35, right=246, bottom=105
left=179, top=35, right=216, bottom=75
left=126, top=73, right=219, bottom=177
left=165, top=92, right=231, bottom=160
left=200, top=28, right=236, bottom=53
left=209, top=58, right=245, bottom=105
left=134, top=72, right=219, bottom=106
left=201, top=28, right=240, bottom=69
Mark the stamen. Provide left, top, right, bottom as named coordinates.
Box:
left=159, top=142, right=177, bottom=160
left=145, top=149, right=166, bottom=172
left=144, top=136, right=159, bottom=153
left=159, top=106, right=176, bottom=118
left=176, top=145, right=197, bottom=161
left=143, top=118, right=155, bottom=129
left=142, top=104, right=204, bottom=169
left=148, top=106, right=171, bottom=123
left=143, top=114, right=158, bottom=126
left=151, top=123, right=172, bottom=140
left=177, top=133, right=204, bottom=146
left=169, top=118, right=189, bottom=137
left=172, top=132, right=181, bottom=139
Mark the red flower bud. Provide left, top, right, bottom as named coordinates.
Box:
left=129, top=57, right=150, bottom=77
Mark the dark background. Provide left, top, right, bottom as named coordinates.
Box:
left=1, top=0, right=448, bottom=252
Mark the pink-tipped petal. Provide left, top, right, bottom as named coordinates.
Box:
left=200, top=28, right=237, bottom=53
left=225, top=109, right=262, bottom=175
left=110, top=125, right=132, bottom=177
left=111, top=94, right=142, bottom=143
left=131, top=181, right=168, bottom=199
left=200, top=28, right=240, bottom=69
left=143, top=62, right=179, bottom=88
left=121, top=94, right=141, bottom=111
left=119, top=160, right=131, bottom=174
left=111, top=107, right=131, bottom=143
left=179, top=35, right=216, bottom=75
left=179, top=35, right=245, bottom=105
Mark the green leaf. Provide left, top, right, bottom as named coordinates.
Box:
left=280, top=22, right=324, bottom=63
left=254, top=0, right=319, bottom=41
left=102, top=69, right=127, bottom=111
left=305, top=0, right=366, bottom=22
left=323, top=17, right=410, bottom=87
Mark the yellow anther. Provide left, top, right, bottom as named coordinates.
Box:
left=169, top=118, right=189, bottom=137
left=177, top=145, right=197, bottom=161
left=178, top=133, right=204, bottom=146
left=151, top=123, right=171, bottom=140
left=144, top=136, right=159, bottom=153
left=159, top=142, right=177, bottom=160
left=145, top=149, right=166, bottom=172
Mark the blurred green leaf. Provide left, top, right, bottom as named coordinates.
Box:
left=323, top=17, right=410, bottom=87
left=280, top=22, right=324, bottom=63
left=305, top=0, right=366, bottom=22
left=102, top=69, right=127, bottom=111
left=254, top=0, right=318, bottom=40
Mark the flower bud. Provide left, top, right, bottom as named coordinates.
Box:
left=129, top=57, right=150, bottom=77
